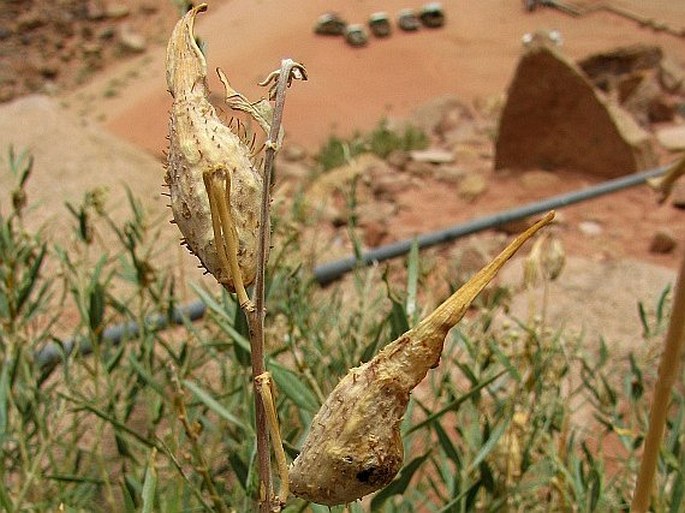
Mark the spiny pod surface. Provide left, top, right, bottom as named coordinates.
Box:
left=289, top=212, right=555, bottom=506
left=165, top=3, right=264, bottom=289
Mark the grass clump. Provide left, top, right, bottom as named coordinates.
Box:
left=316, top=120, right=428, bottom=172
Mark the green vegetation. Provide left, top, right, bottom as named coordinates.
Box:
left=316, top=120, right=429, bottom=172
left=1, top=147, right=683, bottom=512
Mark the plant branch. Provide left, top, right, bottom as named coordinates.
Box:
left=631, top=246, right=685, bottom=512
left=244, top=58, right=307, bottom=513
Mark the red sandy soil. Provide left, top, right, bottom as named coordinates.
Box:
left=62, top=0, right=685, bottom=154
left=5, top=0, right=685, bottom=270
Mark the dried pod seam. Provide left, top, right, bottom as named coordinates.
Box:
left=289, top=211, right=556, bottom=506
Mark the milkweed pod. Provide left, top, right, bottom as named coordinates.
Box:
left=165, top=3, right=266, bottom=290
left=289, top=211, right=555, bottom=506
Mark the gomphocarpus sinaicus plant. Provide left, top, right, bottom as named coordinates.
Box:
left=164, top=3, right=555, bottom=510
left=289, top=211, right=555, bottom=506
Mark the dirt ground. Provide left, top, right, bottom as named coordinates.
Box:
left=51, top=0, right=685, bottom=269
left=2, top=0, right=685, bottom=270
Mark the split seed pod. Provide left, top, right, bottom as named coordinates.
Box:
left=289, top=212, right=555, bottom=506
left=165, top=4, right=265, bottom=289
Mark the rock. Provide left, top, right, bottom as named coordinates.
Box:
left=649, top=229, right=677, bottom=254
left=436, top=166, right=466, bottom=184
left=458, top=173, right=487, bottom=201
left=140, top=2, right=159, bottom=15
left=648, top=94, right=677, bottom=123
left=357, top=201, right=396, bottom=246
left=621, top=71, right=662, bottom=125
left=578, top=44, right=663, bottom=82
left=409, top=95, right=472, bottom=135
left=86, top=0, right=106, bottom=20
left=404, top=160, right=435, bottom=178
left=409, top=148, right=455, bottom=164
left=659, top=56, right=685, bottom=94
left=17, top=11, right=47, bottom=31
left=495, top=44, right=657, bottom=177
left=118, top=24, right=147, bottom=53
left=0, top=95, right=167, bottom=237
left=519, top=170, right=562, bottom=189
left=498, top=256, right=677, bottom=357
left=386, top=149, right=410, bottom=170
left=656, top=125, right=685, bottom=151
left=105, top=3, right=130, bottom=18
left=670, top=180, right=685, bottom=208
left=371, top=171, right=412, bottom=199
left=497, top=218, right=534, bottom=236
left=578, top=220, right=603, bottom=236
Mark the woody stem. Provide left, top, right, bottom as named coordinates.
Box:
left=246, top=58, right=302, bottom=513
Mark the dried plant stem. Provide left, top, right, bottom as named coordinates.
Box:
left=631, top=248, right=685, bottom=512
left=256, top=372, right=290, bottom=504
left=170, top=370, right=229, bottom=513
left=242, top=58, right=305, bottom=513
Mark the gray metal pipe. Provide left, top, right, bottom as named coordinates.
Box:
left=37, top=163, right=669, bottom=371
left=37, top=300, right=207, bottom=372
left=313, top=164, right=670, bottom=284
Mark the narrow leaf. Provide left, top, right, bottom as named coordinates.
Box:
left=182, top=379, right=248, bottom=431
left=141, top=448, right=158, bottom=513
left=270, top=362, right=320, bottom=413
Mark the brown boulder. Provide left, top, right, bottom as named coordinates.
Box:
left=495, top=44, right=656, bottom=177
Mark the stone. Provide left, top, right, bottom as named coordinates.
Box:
left=648, top=94, right=677, bottom=123
left=409, top=95, right=472, bottom=135
left=649, top=229, right=677, bottom=254
left=436, top=166, right=466, bottom=184
left=519, top=170, right=562, bottom=189
left=86, top=0, right=106, bottom=20
left=659, top=56, right=685, bottom=94
left=621, top=71, right=662, bottom=125
left=458, top=173, right=487, bottom=201
left=578, top=44, right=663, bottom=82
left=363, top=221, right=388, bottom=247
left=105, top=3, right=130, bottom=18
left=371, top=171, right=412, bottom=199
left=118, top=24, right=147, bottom=53
left=670, top=180, right=685, bottom=208
left=656, top=125, right=685, bottom=151
left=579, top=220, right=603, bottom=236
left=386, top=149, right=410, bottom=170
left=409, top=148, right=455, bottom=164
left=404, top=160, right=435, bottom=178
left=495, top=44, right=657, bottom=178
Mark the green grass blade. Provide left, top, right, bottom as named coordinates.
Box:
left=141, top=449, right=158, bottom=513
left=182, top=379, right=249, bottom=432
left=270, top=362, right=320, bottom=413
left=406, top=370, right=506, bottom=435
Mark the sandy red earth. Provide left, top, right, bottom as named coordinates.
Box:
left=66, top=0, right=685, bottom=153
left=44, top=0, right=684, bottom=271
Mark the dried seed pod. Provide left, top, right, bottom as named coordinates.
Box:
left=289, top=211, right=555, bottom=506
left=165, top=3, right=265, bottom=289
